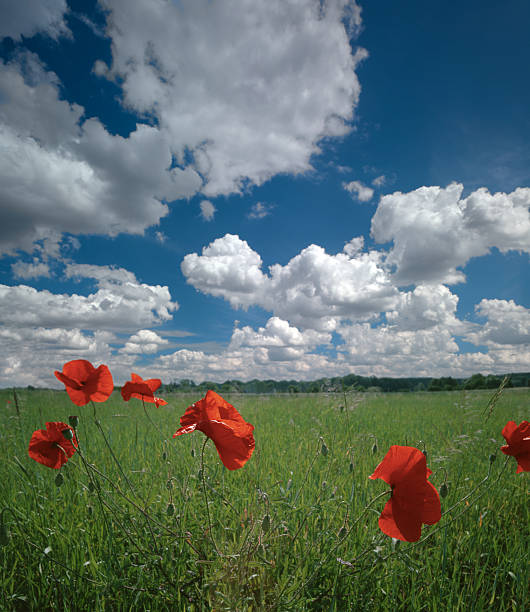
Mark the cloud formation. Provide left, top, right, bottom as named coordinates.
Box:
left=182, top=233, right=398, bottom=330
left=0, top=264, right=178, bottom=332
left=371, top=183, right=530, bottom=285
left=0, top=53, right=201, bottom=255
left=0, top=0, right=69, bottom=41
left=343, top=179, right=374, bottom=202
left=101, top=0, right=366, bottom=196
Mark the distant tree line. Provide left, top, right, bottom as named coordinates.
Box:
left=161, top=372, right=529, bottom=395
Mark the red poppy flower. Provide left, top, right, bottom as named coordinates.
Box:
left=28, top=422, right=78, bottom=469
left=369, top=445, right=441, bottom=542
left=121, top=372, right=168, bottom=407
left=501, top=421, right=530, bottom=473
left=173, top=390, right=255, bottom=470
left=54, top=359, right=113, bottom=407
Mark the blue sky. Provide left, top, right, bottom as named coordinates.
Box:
left=0, top=0, right=529, bottom=387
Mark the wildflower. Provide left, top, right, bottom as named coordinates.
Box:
left=173, top=390, right=255, bottom=470
left=500, top=421, right=530, bottom=473
left=369, top=445, right=441, bottom=542
left=121, top=373, right=168, bottom=407
left=28, top=422, right=78, bottom=469
left=54, top=360, right=113, bottom=407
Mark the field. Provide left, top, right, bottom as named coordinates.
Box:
left=0, top=387, right=528, bottom=611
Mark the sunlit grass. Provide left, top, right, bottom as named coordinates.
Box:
left=0, top=388, right=528, bottom=610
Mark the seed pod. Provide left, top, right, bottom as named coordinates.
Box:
left=61, top=428, right=73, bottom=441
left=68, top=415, right=79, bottom=428
left=55, top=472, right=64, bottom=487
left=166, top=503, right=175, bottom=516
left=439, top=482, right=448, bottom=498
left=262, top=514, right=270, bottom=534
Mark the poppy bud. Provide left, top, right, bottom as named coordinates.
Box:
left=339, top=405, right=344, bottom=413
left=392, top=538, right=400, bottom=551
left=61, top=428, right=73, bottom=441
left=372, top=442, right=378, bottom=454
left=55, top=472, right=64, bottom=487
left=262, top=514, right=270, bottom=534
left=321, top=443, right=328, bottom=456
left=338, top=526, right=347, bottom=540
left=489, top=453, right=496, bottom=464
left=191, top=448, right=195, bottom=458
left=162, top=452, right=167, bottom=461
left=422, top=450, right=428, bottom=460
left=166, top=479, right=173, bottom=490
left=440, top=482, right=448, bottom=498
left=322, top=480, right=327, bottom=489
left=68, top=415, right=79, bottom=428
left=286, top=478, right=292, bottom=491
left=349, top=461, right=354, bottom=473
left=88, top=481, right=95, bottom=493
left=87, top=505, right=93, bottom=516
left=166, top=503, right=175, bottom=516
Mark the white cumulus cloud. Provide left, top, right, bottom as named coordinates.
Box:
left=371, top=183, right=530, bottom=285
left=182, top=233, right=399, bottom=330
left=101, top=0, right=366, bottom=196
left=343, top=180, right=374, bottom=202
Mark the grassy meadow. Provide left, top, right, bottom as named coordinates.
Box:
left=0, top=387, right=528, bottom=610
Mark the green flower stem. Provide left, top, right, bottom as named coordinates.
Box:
left=91, top=401, right=138, bottom=498
left=200, top=437, right=221, bottom=556
left=279, top=487, right=393, bottom=606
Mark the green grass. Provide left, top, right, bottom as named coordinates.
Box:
left=0, top=388, right=528, bottom=610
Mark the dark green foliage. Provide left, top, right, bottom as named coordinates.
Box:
left=161, top=372, right=528, bottom=394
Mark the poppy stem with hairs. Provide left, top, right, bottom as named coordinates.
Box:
left=201, top=436, right=221, bottom=556
left=279, top=487, right=393, bottom=606
left=91, top=400, right=138, bottom=498
left=141, top=398, right=165, bottom=440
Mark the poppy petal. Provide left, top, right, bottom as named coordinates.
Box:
left=28, top=422, right=77, bottom=469
left=173, top=423, right=198, bottom=436
left=501, top=421, right=530, bottom=472
left=179, top=402, right=202, bottom=428
left=88, top=365, right=114, bottom=403
left=121, top=381, right=154, bottom=402
left=198, top=419, right=255, bottom=470
left=421, top=481, right=442, bottom=525
left=201, top=390, right=247, bottom=425
left=515, top=452, right=530, bottom=473
left=378, top=497, right=422, bottom=542
left=55, top=360, right=113, bottom=406
left=62, top=359, right=96, bottom=381
left=369, top=445, right=427, bottom=487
